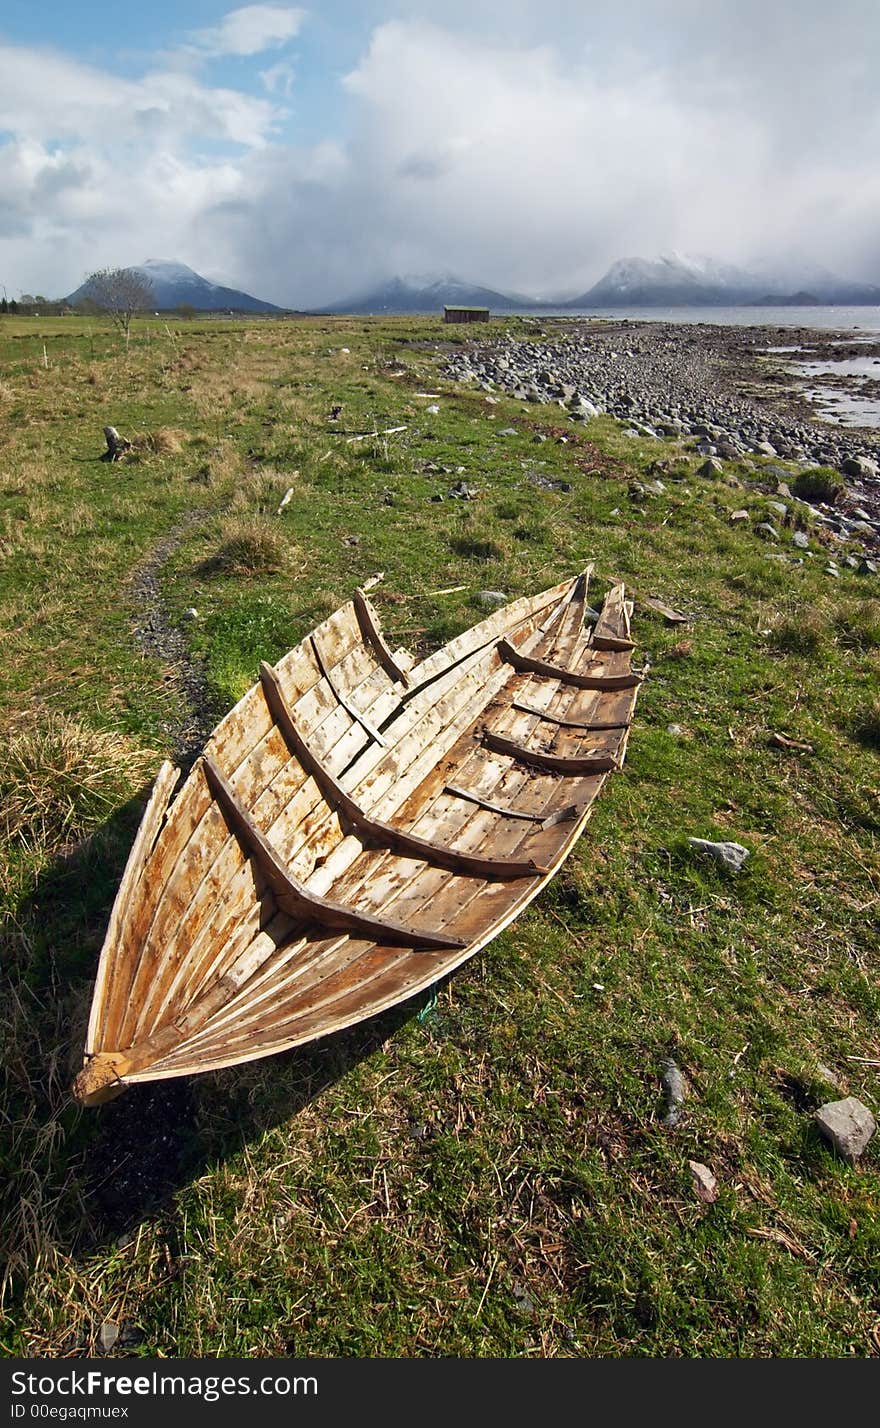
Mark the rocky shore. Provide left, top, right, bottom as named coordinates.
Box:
left=443, top=319, right=880, bottom=547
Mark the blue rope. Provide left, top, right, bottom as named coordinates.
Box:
left=416, top=986, right=439, bottom=1023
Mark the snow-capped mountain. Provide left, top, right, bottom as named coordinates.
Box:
left=69, top=259, right=284, bottom=313
left=575, top=252, right=880, bottom=307
left=318, top=273, right=533, bottom=314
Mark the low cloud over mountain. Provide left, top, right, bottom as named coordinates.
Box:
left=2, top=5, right=879, bottom=307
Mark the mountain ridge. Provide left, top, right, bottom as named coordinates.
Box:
left=68, top=259, right=284, bottom=314
left=314, top=274, right=532, bottom=314
left=572, top=253, right=880, bottom=307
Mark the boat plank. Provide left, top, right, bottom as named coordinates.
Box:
left=88, top=761, right=179, bottom=1050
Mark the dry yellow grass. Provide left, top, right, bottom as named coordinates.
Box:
left=197, top=515, right=295, bottom=578
left=138, top=427, right=187, bottom=456
left=0, top=713, right=157, bottom=851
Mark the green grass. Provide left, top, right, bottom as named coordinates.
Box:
left=1, top=312, right=878, bottom=1358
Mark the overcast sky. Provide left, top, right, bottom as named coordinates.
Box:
left=1, top=1, right=878, bottom=304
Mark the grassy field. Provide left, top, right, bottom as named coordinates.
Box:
left=1, top=312, right=878, bottom=1358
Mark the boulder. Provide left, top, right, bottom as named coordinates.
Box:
left=815, top=1097, right=876, bottom=1164
left=841, top=455, right=879, bottom=479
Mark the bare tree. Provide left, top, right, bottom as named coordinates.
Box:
left=76, top=267, right=155, bottom=343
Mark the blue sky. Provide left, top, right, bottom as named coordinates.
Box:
left=1, top=3, right=878, bottom=304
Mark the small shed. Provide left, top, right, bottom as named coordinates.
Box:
left=443, top=305, right=490, bottom=324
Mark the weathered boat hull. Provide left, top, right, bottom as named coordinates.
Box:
left=74, top=569, right=640, bottom=1105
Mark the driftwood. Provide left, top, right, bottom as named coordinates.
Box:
left=101, top=426, right=133, bottom=462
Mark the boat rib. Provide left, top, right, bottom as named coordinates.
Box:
left=497, top=639, right=643, bottom=691
left=202, top=755, right=466, bottom=951
left=73, top=570, right=642, bottom=1105
left=260, top=660, right=547, bottom=880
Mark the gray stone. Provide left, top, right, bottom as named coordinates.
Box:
left=768, top=501, right=788, bottom=521
left=824, top=565, right=841, bottom=578
left=100, top=1322, right=120, bottom=1353
left=497, top=427, right=518, bottom=436
left=698, top=458, right=724, bottom=477
left=816, top=1063, right=844, bottom=1093
left=815, top=1097, right=876, bottom=1164
left=729, top=509, right=749, bottom=525
left=477, top=590, right=507, bottom=608
left=791, top=531, right=810, bottom=550
left=660, top=1058, right=686, bottom=1127
left=755, top=522, right=779, bottom=541
left=688, top=838, right=750, bottom=873
left=841, top=455, right=879, bottom=479
left=858, top=558, right=878, bottom=575
left=182, top=607, right=199, bottom=621
left=755, top=440, right=778, bottom=457
left=667, top=723, right=686, bottom=738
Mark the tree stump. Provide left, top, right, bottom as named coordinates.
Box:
left=102, top=426, right=132, bottom=462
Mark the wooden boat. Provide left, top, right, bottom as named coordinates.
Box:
left=73, top=569, right=640, bottom=1105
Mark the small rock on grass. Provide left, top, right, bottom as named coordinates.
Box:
left=688, top=1161, right=719, bottom=1203
left=688, top=838, right=750, bottom=873
left=816, top=1063, right=844, bottom=1093
left=660, top=1058, right=686, bottom=1127
left=478, top=590, right=507, bottom=608
left=729, top=509, right=749, bottom=525
left=99, top=1322, right=119, bottom=1353
left=815, top=1097, right=876, bottom=1164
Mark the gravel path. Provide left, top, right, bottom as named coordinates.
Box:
left=129, top=512, right=218, bottom=766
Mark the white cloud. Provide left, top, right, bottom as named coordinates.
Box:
left=260, top=61, right=297, bottom=96
left=1, top=11, right=879, bottom=304
left=193, top=5, right=306, bottom=58
left=0, top=43, right=280, bottom=150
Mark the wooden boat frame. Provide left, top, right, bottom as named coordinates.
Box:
left=73, top=568, right=641, bottom=1105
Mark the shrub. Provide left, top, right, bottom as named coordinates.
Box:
left=449, top=536, right=505, bottom=561
left=769, top=608, right=828, bottom=658
left=833, top=600, right=880, bottom=651
left=791, top=468, right=845, bottom=505
left=147, top=427, right=186, bottom=455
left=198, top=517, right=291, bottom=577
left=852, top=697, right=880, bottom=751
left=0, top=714, right=156, bottom=849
